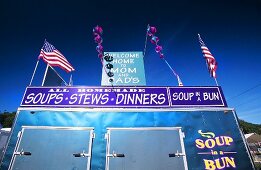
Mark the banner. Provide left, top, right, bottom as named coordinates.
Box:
left=169, top=87, right=226, bottom=107
left=101, top=52, right=146, bottom=86
left=21, top=86, right=227, bottom=108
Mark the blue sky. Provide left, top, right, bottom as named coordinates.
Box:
left=0, top=0, right=260, bottom=124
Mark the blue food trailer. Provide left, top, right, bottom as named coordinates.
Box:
left=0, top=86, right=255, bottom=170
left=0, top=46, right=255, bottom=169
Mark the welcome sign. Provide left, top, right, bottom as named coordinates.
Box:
left=21, top=86, right=227, bottom=108
left=101, top=52, right=146, bottom=86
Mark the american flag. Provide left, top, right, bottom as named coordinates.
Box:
left=198, top=34, right=217, bottom=78
left=38, top=40, right=75, bottom=73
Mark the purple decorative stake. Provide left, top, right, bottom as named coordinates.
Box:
left=98, top=53, right=103, bottom=59
left=147, top=26, right=157, bottom=36
left=93, top=25, right=103, bottom=35
left=151, top=36, right=159, bottom=44
left=92, top=25, right=114, bottom=83
left=147, top=25, right=183, bottom=86
left=93, top=25, right=104, bottom=59
left=155, top=45, right=162, bottom=53
left=96, top=45, right=103, bottom=53
left=94, top=35, right=103, bottom=44
left=147, top=26, right=163, bottom=57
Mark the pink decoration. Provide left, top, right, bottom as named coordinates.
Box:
left=147, top=26, right=157, bottom=36
left=148, top=25, right=164, bottom=58
left=98, top=53, right=103, bottom=59
left=96, top=45, right=103, bottom=53
left=94, top=35, right=103, bottom=44
left=93, top=25, right=104, bottom=60
left=147, top=25, right=183, bottom=86
left=93, top=25, right=103, bottom=35
left=93, top=32, right=99, bottom=37
left=150, top=36, right=159, bottom=44
left=155, top=45, right=162, bottom=53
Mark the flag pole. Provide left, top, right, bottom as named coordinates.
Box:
left=143, top=24, right=149, bottom=57
left=29, top=60, right=39, bottom=86
left=214, top=78, right=219, bottom=86
left=69, top=73, right=73, bottom=86
left=162, top=58, right=183, bottom=86
left=41, top=64, right=49, bottom=86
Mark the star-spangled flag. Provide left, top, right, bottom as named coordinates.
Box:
left=198, top=34, right=217, bottom=78
left=38, top=40, right=75, bottom=73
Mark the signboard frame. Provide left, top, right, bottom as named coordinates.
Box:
left=20, top=86, right=227, bottom=108
left=101, top=52, right=146, bottom=86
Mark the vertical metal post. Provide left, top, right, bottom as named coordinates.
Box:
left=143, top=24, right=149, bottom=57
left=214, top=78, right=219, bottom=86
left=69, top=74, right=73, bottom=86
left=41, top=64, right=49, bottom=86
left=29, top=60, right=39, bottom=86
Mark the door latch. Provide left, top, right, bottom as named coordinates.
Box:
left=107, top=151, right=125, bottom=158
left=73, top=150, right=89, bottom=157
left=169, top=150, right=185, bottom=157
left=14, top=149, right=31, bottom=156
